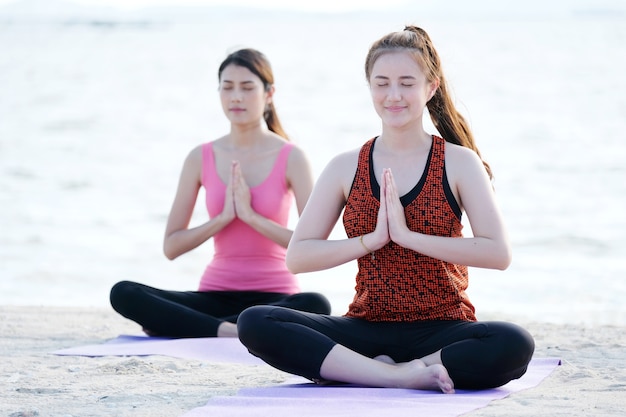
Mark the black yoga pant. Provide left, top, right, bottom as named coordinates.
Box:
left=110, top=280, right=331, bottom=338
left=237, top=306, right=535, bottom=390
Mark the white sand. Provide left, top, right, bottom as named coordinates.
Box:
left=1, top=306, right=623, bottom=416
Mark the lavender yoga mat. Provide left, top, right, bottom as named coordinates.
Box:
left=53, top=337, right=559, bottom=417
left=53, top=335, right=264, bottom=365
left=181, top=358, right=561, bottom=417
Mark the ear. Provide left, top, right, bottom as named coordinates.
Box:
left=428, top=79, right=440, bottom=100
left=266, top=84, right=275, bottom=103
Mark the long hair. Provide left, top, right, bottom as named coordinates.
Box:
left=364, top=26, right=492, bottom=179
left=218, top=48, right=289, bottom=140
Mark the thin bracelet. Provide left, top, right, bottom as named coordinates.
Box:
left=359, top=235, right=375, bottom=260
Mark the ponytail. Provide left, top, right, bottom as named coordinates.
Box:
left=427, top=75, right=493, bottom=179
left=264, top=100, right=289, bottom=140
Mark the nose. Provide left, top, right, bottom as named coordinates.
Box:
left=231, top=88, right=243, bottom=102
left=387, top=84, right=402, bottom=101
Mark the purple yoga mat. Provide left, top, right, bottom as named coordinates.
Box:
left=52, top=336, right=560, bottom=417
left=181, top=358, right=561, bottom=417
left=53, top=334, right=265, bottom=365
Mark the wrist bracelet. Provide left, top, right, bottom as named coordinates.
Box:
left=359, top=235, right=375, bottom=260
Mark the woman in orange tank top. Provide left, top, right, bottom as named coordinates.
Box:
left=237, top=26, right=534, bottom=392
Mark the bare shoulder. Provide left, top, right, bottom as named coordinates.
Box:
left=444, top=141, right=480, bottom=160
left=325, top=148, right=359, bottom=174
left=318, top=148, right=361, bottom=195
left=182, top=144, right=205, bottom=169
left=285, top=143, right=313, bottom=189
left=266, top=133, right=292, bottom=150
left=444, top=141, right=485, bottom=175
left=189, top=143, right=204, bottom=156
left=285, top=142, right=309, bottom=164
left=443, top=141, right=494, bottom=207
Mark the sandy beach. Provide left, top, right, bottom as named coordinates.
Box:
left=1, top=306, right=624, bottom=416
left=1, top=1, right=625, bottom=415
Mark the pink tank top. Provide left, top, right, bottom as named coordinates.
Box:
left=198, top=141, right=300, bottom=294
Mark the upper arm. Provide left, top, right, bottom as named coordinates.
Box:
left=164, top=146, right=203, bottom=236
left=291, top=151, right=358, bottom=241
left=285, top=146, right=314, bottom=216
left=446, top=144, right=508, bottom=242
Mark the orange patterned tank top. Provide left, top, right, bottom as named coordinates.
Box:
left=343, top=136, right=476, bottom=322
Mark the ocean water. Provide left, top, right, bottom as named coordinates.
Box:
left=1, top=3, right=625, bottom=326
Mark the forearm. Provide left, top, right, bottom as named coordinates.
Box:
left=395, top=230, right=512, bottom=270
left=286, top=236, right=369, bottom=274
left=163, top=215, right=230, bottom=260
left=242, top=212, right=293, bottom=248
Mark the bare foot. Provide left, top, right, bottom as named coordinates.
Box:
left=399, top=360, right=455, bottom=394
left=373, top=357, right=452, bottom=393
left=373, top=354, right=395, bottom=364
left=217, top=321, right=238, bottom=338
left=142, top=327, right=157, bottom=337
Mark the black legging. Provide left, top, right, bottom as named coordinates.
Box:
left=237, top=306, right=535, bottom=390
left=109, top=281, right=331, bottom=338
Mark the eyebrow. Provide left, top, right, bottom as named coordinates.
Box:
left=373, top=75, right=417, bottom=80
left=221, top=80, right=256, bottom=84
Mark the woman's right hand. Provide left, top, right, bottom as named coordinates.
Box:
left=368, top=168, right=392, bottom=250
left=383, top=168, right=411, bottom=245
left=219, top=161, right=237, bottom=224
left=164, top=145, right=234, bottom=260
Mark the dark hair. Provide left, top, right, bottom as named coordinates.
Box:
left=218, top=48, right=288, bottom=140
left=365, top=26, right=492, bottom=179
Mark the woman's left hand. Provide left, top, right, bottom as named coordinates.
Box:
left=231, top=161, right=256, bottom=224
left=383, top=168, right=410, bottom=243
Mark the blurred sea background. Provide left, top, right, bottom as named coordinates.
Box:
left=1, top=0, right=625, bottom=326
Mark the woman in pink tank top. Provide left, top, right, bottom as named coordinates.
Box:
left=109, top=48, right=330, bottom=338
